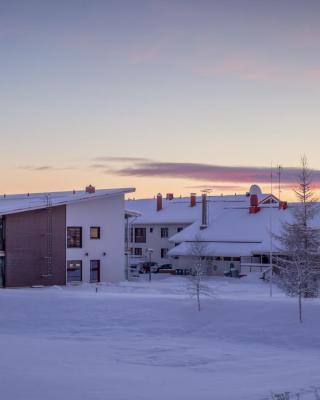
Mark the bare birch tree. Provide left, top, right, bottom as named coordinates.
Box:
left=275, top=156, right=320, bottom=322
left=187, top=235, right=211, bottom=311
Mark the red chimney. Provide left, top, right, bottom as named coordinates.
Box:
left=190, top=193, right=196, bottom=207
left=249, top=194, right=260, bottom=214
left=157, top=193, right=163, bottom=211
left=166, top=193, right=174, bottom=200
left=279, top=201, right=288, bottom=210
left=85, top=185, right=96, bottom=194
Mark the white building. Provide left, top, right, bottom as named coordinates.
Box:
left=127, top=185, right=292, bottom=275
left=0, top=186, right=135, bottom=287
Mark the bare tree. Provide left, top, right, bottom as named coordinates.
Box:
left=187, top=235, right=211, bottom=311
left=275, top=156, right=320, bottom=322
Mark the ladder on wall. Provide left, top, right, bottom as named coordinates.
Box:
left=42, top=194, right=53, bottom=279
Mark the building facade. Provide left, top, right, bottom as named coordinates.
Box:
left=0, top=187, right=134, bottom=287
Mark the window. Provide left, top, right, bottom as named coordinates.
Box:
left=90, top=260, right=100, bottom=283
left=134, top=248, right=142, bottom=256
left=67, top=260, right=82, bottom=282
left=177, top=227, right=183, bottom=233
left=161, top=227, right=169, bottom=238
left=67, top=227, right=82, bottom=248
left=161, top=248, right=169, bottom=258
left=135, top=228, right=146, bottom=243
left=150, top=227, right=153, bottom=233
left=90, top=227, right=100, bottom=239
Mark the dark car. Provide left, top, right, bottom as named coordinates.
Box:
left=139, top=262, right=159, bottom=273
left=156, top=264, right=174, bottom=273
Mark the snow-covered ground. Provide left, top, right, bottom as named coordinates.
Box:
left=1, top=274, right=320, bottom=400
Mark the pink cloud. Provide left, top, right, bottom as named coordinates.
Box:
left=196, top=56, right=282, bottom=82
left=97, top=158, right=320, bottom=187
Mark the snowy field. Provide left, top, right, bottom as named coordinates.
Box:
left=1, top=274, right=320, bottom=400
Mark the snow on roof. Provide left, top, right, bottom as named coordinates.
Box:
left=0, top=188, right=135, bottom=216
left=125, top=193, right=272, bottom=225
left=168, top=205, right=294, bottom=257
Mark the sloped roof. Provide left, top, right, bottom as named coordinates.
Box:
left=0, top=188, right=135, bottom=215
left=125, top=193, right=272, bottom=225
left=168, top=205, right=294, bottom=257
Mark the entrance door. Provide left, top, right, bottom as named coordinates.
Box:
left=90, top=260, right=100, bottom=283
left=0, top=257, right=4, bottom=287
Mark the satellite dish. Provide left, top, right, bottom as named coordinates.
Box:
left=249, top=184, right=262, bottom=195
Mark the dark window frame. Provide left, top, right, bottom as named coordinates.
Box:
left=134, top=248, right=143, bottom=256
left=161, top=248, right=169, bottom=258
left=67, top=227, right=82, bottom=248
left=161, top=227, right=169, bottom=238
left=90, top=226, right=101, bottom=240
left=135, top=227, right=146, bottom=243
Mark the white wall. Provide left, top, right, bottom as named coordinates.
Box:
left=129, top=223, right=190, bottom=266
left=66, top=194, right=125, bottom=283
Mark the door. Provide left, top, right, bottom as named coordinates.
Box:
left=90, top=260, right=100, bottom=283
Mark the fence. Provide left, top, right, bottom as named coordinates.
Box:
left=261, top=386, right=320, bottom=400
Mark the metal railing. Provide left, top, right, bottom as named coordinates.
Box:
left=261, top=385, right=320, bottom=400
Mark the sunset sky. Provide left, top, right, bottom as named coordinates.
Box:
left=1, top=0, right=320, bottom=199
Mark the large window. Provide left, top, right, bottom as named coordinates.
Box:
left=135, top=228, right=146, bottom=243
left=90, top=260, right=100, bottom=283
left=67, top=260, right=82, bottom=282
left=90, top=227, right=100, bottom=239
left=161, top=227, right=169, bottom=238
left=67, top=227, right=82, bottom=248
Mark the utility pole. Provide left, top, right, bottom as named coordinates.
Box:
left=146, top=248, right=154, bottom=282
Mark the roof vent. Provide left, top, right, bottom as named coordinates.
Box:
left=200, top=193, right=208, bottom=229
left=166, top=193, right=174, bottom=200
left=85, top=185, right=96, bottom=194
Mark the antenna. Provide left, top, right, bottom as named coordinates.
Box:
left=277, top=165, right=282, bottom=201
left=270, top=162, right=273, bottom=195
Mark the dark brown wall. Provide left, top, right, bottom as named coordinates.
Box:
left=5, top=205, right=66, bottom=287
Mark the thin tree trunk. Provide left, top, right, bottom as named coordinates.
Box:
left=197, top=281, right=201, bottom=311
left=299, top=292, right=303, bottom=323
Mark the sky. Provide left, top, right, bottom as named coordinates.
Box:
left=1, top=0, right=320, bottom=199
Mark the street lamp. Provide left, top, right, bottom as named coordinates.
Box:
left=146, top=248, right=154, bottom=282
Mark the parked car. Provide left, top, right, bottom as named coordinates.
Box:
left=139, top=262, right=159, bottom=273
left=156, top=264, right=174, bottom=273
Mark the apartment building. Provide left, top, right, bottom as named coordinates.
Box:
left=0, top=186, right=134, bottom=287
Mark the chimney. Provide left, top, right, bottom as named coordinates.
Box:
left=190, top=193, right=196, bottom=207
left=249, top=194, right=260, bottom=214
left=157, top=193, right=163, bottom=211
left=200, top=193, right=208, bottom=229
left=166, top=193, right=174, bottom=200
left=279, top=201, right=288, bottom=210
left=85, top=184, right=96, bottom=194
